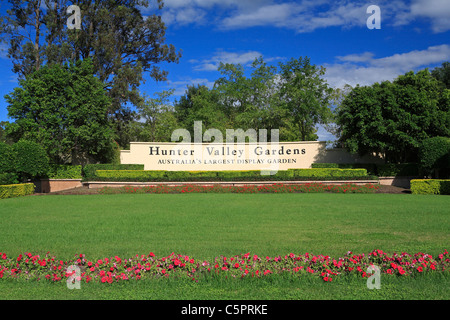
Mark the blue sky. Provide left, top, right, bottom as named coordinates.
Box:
left=1, top=0, right=450, bottom=141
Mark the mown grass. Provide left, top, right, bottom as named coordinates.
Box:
left=0, top=193, right=449, bottom=299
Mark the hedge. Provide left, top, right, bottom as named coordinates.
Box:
left=46, top=165, right=83, bottom=179
left=92, top=168, right=374, bottom=182
left=13, top=140, right=50, bottom=181
left=410, top=179, right=450, bottom=195
left=0, top=183, right=35, bottom=199
left=312, top=163, right=420, bottom=177
left=82, top=164, right=145, bottom=181
left=312, top=163, right=378, bottom=175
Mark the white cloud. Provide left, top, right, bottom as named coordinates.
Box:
left=410, top=0, right=450, bottom=32
left=336, top=52, right=375, bottom=63
left=161, top=6, right=208, bottom=26
left=220, top=3, right=298, bottom=29
left=159, top=0, right=272, bottom=27
left=324, top=44, right=450, bottom=88
left=192, top=50, right=264, bottom=71
left=160, top=1, right=393, bottom=32
left=167, top=77, right=216, bottom=96
left=155, top=0, right=450, bottom=33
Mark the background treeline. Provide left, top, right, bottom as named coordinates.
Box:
left=0, top=1, right=449, bottom=178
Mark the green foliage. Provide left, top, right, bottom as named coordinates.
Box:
left=82, top=164, right=145, bottom=181
left=278, top=57, right=334, bottom=141
left=431, top=61, right=450, bottom=89
left=47, top=165, right=83, bottom=179
left=5, top=59, right=115, bottom=165
left=174, top=85, right=227, bottom=140
left=410, top=179, right=450, bottom=195
left=336, top=69, right=450, bottom=163
left=131, top=90, right=179, bottom=142
left=110, top=141, right=122, bottom=166
left=1, top=0, right=181, bottom=149
left=312, top=163, right=378, bottom=175
left=418, top=136, right=450, bottom=178
left=311, top=163, right=341, bottom=168
left=174, top=56, right=334, bottom=142
left=0, top=173, right=19, bottom=185
left=312, top=163, right=419, bottom=177
left=0, top=121, right=13, bottom=144
left=290, top=168, right=368, bottom=178
left=376, top=163, right=420, bottom=177
left=91, top=168, right=372, bottom=182
left=0, top=183, right=35, bottom=199
left=0, top=142, right=16, bottom=174
left=12, top=140, right=49, bottom=181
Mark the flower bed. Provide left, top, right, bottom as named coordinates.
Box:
left=98, top=183, right=380, bottom=194
left=1, top=250, right=448, bottom=284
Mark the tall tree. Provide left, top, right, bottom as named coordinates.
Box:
left=1, top=0, right=181, bottom=147
left=431, top=61, right=450, bottom=89
left=175, top=56, right=334, bottom=142
left=0, top=121, right=13, bottom=144
left=336, top=69, right=450, bottom=163
left=1, top=0, right=45, bottom=76
left=277, top=57, right=334, bottom=141
left=174, top=84, right=227, bottom=140
left=214, top=57, right=284, bottom=134
left=131, top=89, right=178, bottom=142
left=5, top=59, right=116, bottom=165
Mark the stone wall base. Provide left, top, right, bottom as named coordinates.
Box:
left=40, top=179, right=83, bottom=193
left=378, top=177, right=417, bottom=189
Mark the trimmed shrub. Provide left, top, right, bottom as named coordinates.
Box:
left=312, top=163, right=421, bottom=177
left=418, top=136, right=450, bottom=178
left=0, top=183, right=35, bottom=199
left=216, top=171, right=261, bottom=180
left=12, top=140, right=49, bottom=181
left=92, top=168, right=374, bottom=182
left=291, top=168, right=368, bottom=178
left=47, top=165, right=83, bottom=179
left=95, top=170, right=166, bottom=181
left=410, top=179, right=450, bottom=195
left=82, top=164, right=145, bottom=180
left=312, top=163, right=378, bottom=175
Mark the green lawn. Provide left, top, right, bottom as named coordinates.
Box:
left=0, top=193, right=449, bottom=299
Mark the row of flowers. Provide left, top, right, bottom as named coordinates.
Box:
left=98, top=183, right=380, bottom=194
left=1, top=249, right=448, bottom=284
